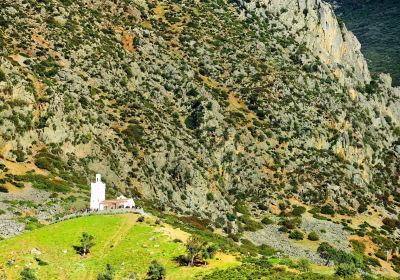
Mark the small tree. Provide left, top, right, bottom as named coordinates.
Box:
left=146, top=260, right=165, bottom=280
left=97, top=264, right=114, bottom=280
left=20, top=267, right=37, bottom=280
left=186, top=236, right=206, bottom=267
left=78, top=232, right=95, bottom=256
left=181, top=236, right=218, bottom=267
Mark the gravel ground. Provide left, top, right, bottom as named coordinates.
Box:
left=245, top=225, right=327, bottom=265
left=245, top=214, right=351, bottom=265
left=301, top=214, right=351, bottom=252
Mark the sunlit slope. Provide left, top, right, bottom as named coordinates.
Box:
left=0, top=214, right=238, bottom=279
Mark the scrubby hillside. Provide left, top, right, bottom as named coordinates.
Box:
left=0, top=0, right=400, bottom=277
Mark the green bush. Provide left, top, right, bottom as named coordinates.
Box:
left=146, top=260, right=165, bottom=280
left=261, top=217, right=274, bottom=225
left=374, top=249, right=387, bottom=261
left=206, top=192, right=214, bottom=201
left=97, top=264, right=114, bottom=280
left=234, top=201, right=250, bottom=215
left=317, top=242, right=362, bottom=267
left=15, top=174, right=70, bottom=193
left=335, top=263, right=358, bottom=278
left=291, top=206, right=306, bottom=216
left=0, top=68, right=6, bottom=82
left=364, top=256, right=381, bottom=267
left=0, top=184, right=8, bottom=193
left=297, top=258, right=311, bottom=272
left=137, top=216, right=145, bottom=222
left=20, top=267, right=37, bottom=280
left=34, top=149, right=66, bottom=173
left=307, top=231, right=319, bottom=241
left=288, top=230, right=304, bottom=240
left=350, top=239, right=365, bottom=254
left=238, top=215, right=263, bottom=232
left=320, top=204, right=335, bottom=215
left=279, top=217, right=301, bottom=230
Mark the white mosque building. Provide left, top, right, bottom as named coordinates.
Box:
left=90, top=174, right=135, bottom=210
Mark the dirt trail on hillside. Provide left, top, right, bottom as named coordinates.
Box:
left=83, top=214, right=137, bottom=280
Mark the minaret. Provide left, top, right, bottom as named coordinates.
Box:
left=90, top=174, right=106, bottom=210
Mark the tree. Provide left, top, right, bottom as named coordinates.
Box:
left=186, top=236, right=206, bottom=267
left=318, top=242, right=335, bottom=265
left=76, top=232, right=95, bottom=256
left=20, top=267, right=37, bottom=280
left=97, top=264, right=115, bottom=280
left=146, top=260, right=165, bottom=280
left=182, top=236, right=218, bottom=267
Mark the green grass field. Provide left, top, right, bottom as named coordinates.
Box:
left=0, top=214, right=239, bottom=279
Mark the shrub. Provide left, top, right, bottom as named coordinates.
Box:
left=97, top=264, right=114, bottom=280
left=291, top=206, right=306, bottom=217
left=382, top=217, right=399, bottom=231
left=261, top=217, right=274, bottom=225
left=258, top=244, right=275, bottom=257
left=15, top=174, right=70, bottom=193
left=364, top=256, right=381, bottom=267
left=234, top=201, right=249, bottom=215
left=374, top=249, right=387, bottom=261
left=20, top=267, right=37, bottom=280
left=307, top=231, right=319, bottom=241
left=137, top=216, right=145, bottom=222
left=146, top=260, right=165, bottom=280
left=320, top=204, right=335, bottom=215
left=226, top=213, right=236, bottom=221
left=289, top=230, right=304, bottom=240
left=279, top=217, right=301, bottom=230
left=297, top=258, right=311, bottom=272
left=0, top=185, right=8, bottom=193
left=206, top=192, right=214, bottom=201
left=350, top=240, right=366, bottom=254
left=0, top=68, right=6, bottom=82
left=318, top=242, right=362, bottom=267
left=239, top=215, right=263, bottom=232
left=335, top=263, right=358, bottom=278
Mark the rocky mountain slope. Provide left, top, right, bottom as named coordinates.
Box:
left=0, top=0, right=400, bottom=273
left=327, top=0, right=400, bottom=86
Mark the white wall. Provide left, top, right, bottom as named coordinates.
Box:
left=90, top=174, right=106, bottom=210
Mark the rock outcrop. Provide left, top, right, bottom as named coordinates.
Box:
left=233, top=0, right=371, bottom=85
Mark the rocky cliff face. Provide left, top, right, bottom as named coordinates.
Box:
left=233, top=0, right=371, bottom=85
left=0, top=0, right=399, bottom=236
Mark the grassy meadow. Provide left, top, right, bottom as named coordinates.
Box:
left=0, top=214, right=239, bottom=279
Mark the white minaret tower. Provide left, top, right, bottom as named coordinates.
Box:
left=90, top=174, right=106, bottom=210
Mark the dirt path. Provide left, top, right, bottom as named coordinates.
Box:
left=83, top=215, right=137, bottom=280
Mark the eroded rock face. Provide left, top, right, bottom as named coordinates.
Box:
left=233, top=0, right=371, bottom=85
